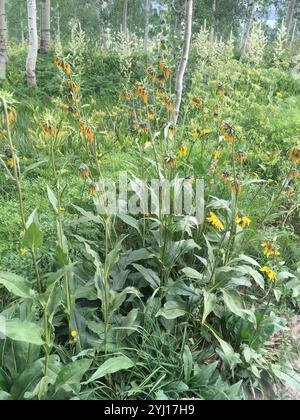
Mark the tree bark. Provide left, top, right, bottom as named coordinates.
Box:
left=144, top=0, right=151, bottom=51
left=209, top=0, right=217, bottom=44
left=240, top=0, right=256, bottom=62
left=0, top=0, right=8, bottom=79
left=56, top=0, right=61, bottom=48
left=40, top=0, right=51, bottom=53
left=172, top=0, right=193, bottom=126
left=26, top=0, right=38, bottom=87
left=286, top=0, right=296, bottom=38
left=123, top=0, right=128, bottom=36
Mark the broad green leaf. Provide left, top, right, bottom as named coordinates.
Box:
left=156, top=301, right=187, bottom=320
left=202, top=290, right=217, bottom=325
left=0, top=272, right=35, bottom=299
left=23, top=223, right=44, bottom=250
left=55, top=359, right=92, bottom=392
left=133, top=264, right=160, bottom=289
left=117, top=214, right=141, bottom=236
left=47, top=186, right=58, bottom=212
left=211, top=330, right=241, bottom=370
left=182, top=345, right=193, bottom=383
left=272, top=365, right=300, bottom=392
left=123, top=248, right=153, bottom=267
left=181, top=267, right=203, bottom=281
left=84, top=356, right=134, bottom=384
left=0, top=391, right=12, bottom=400
left=5, top=319, right=44, bottom=346
left=222, top=290, right=246, bottom=319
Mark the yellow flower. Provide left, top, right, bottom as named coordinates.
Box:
left=71, top=330, right=77, bottom=338
left=7, top=158, right=14, bottom=169
left=179, top=144, right=188, bottom=158
left=58, top=207, right=65, bottom=213
left=206, top=212, right=225, bottom=231
left=220, top=170, right=230, bottom=182
left=276, top=92, right=282, bottom=97
left=20, top=248, right=27, bottom=256
left=289, top=147, right=300, bottom=164
left=235, top=151, right=247, bottom=164
left=283, top=186, right=295, bottom=196
left=164, top=156, right=176, bottom=169
left=148, top=109, right=156, bottom=120
left=191, top=96, right=204, bottom=107
left=163, top=97, right=175, bottom=112
left=221, top=122, right=235, bottom=144
left=213, top=149, right=221, bottom=159
left=260, top=267, right=277, bottom=283
left=159, top=63, right=171, bottom=79
left=235, top=214, right=251, bottom=229
left=262, top=240, right=280, bottom=258
left=289, top=168, right=299, bottom=178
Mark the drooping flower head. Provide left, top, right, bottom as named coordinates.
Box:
left=206, top=212, right=225, bottom=231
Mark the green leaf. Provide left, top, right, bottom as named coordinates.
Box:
left=210, top=330, right=241, bottom=371
left=0, top=391, right=12, bottom=400
left=156, top=301, right=186, bottom=320
left=5, top=319, right=44, bottom=346
left=47, top=186, right=58, bottom=212
left=117, top=214, right=141, bottom=236
left=23, top=223, right=44, bottom=250
left=182, top=345, right=193, bottom=383
left=222, top=290, right=246, bottom=319
left=55, top=359, right=92, bottom=392
left=84, top=356, right=134, bottom=384
left=0, top=272, right=35, bottom=299
left=272, top=365, right=300, bottom=392
left=133, top=264, right=160, bottom=289
left=202, top=290, right=217, bottom=325
left=181, top=267, right=203, bottom=281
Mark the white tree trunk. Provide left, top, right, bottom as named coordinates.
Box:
left=290, top=18, right=297, bottom=46
left=172, top=0, right=193, bottom=126
left=123, top=0, right=128, bottom=36
left=20, top=5, right=25, bottom=45
left=40, top=0, right=51, bottom=53
left=0, top=0, right=8, bottom=79
left=286, top=0, right=296, bottom=38
left=209, top=0, right=217, bottom=44
left=240, top=0, right=256, bottom=62
left=144, top=0, right=151, bottom=51
left=26, top=0, right=38, bottom=87
left=56, top=0, right=61, bottom=48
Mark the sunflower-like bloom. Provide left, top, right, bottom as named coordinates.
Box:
left=134, top=82, right=148, bottom=104
left=193, top=128, right=212, bottom=139
left=289, top=168, right=299, bottom=178
left=235, top=151, right=247, bottom=164
left=79, top=120, right=94, bottom=142
left=148, top=109, right=156, bottom=120
left=66, top=80, right=78, bottom=95
left=191, top=96, right=204, bottom=107
left=163, top=97, right=175, bottom=112
left=7, top=158, right=14, bottom=169
left=42, top=123, right=58, bottom=137
left=260, top=266, right=277, bottom=283
left=160, top=63, right=171, bottom=80
left=88, top=181, right=97, bottom=196
left=213, top=149, right=221, bottom=159
left=8, top=107, right=17, bottom=127
left=79, top=164, right=90, bottom=178
left=184, top=176, right=195, bottom=185
left=120, top=91, right=133, bottom=100
left=179, top=144, right=188, bottom=158
left=206, top=212, right=225, bottom=231
left=221, top=122, right=235, bottom=144
left=54, top=57, right=72, bottom=75
left=131, top=119, right=139, bottom=131
left=139, top=123, right=149, bottom=133
left=156, top=87, right=167, bottom=98
left=235, top=213, right=251, bottom=229
left=283, top=186, right=295, bottom=196
left=262, top=240, right=280, bottom=258
left=289, top=147, right=300, bottom=164
left=220, top=170, right=230, bottom=182
left=68, top=106, right=78, bottom=116
left=164, top=156, right=176, bottom=169
left=216, top=83, right=225, bottom=96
